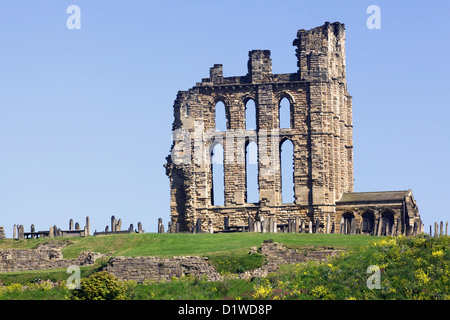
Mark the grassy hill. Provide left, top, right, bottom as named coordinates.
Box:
left=0, top=233, right=448, bottom=300
left=0, top=232, right=377, bottom=259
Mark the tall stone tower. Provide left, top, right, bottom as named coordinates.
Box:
left=165, top=22, right=421, bottom=236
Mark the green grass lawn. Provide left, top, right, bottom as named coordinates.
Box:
left=0, top=232, right=379, bottom=259
left=52, top=232, right=378, bottom=259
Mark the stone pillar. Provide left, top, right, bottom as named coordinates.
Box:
left=434, top=222, right=438, bottom=238
left=309, top=220, right=312, bottom=234
left=75, top=222, right=80, bottom=230
left=49, top=226, right=54, bottom=238
left=116, top=219, right=122, bottom=231
left=13, top=224, right=16, bottom=239
left=138, top=222, right=142, bottom=233
left=440, top=221, right=443, bottom=237
left=69, top=219, right=74, bottom=231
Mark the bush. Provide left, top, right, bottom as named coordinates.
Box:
left=69, top=271, right=127, bottom=300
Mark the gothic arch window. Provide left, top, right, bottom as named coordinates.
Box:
left=361, top=211, right=375, bottom=234
left=245, top=140, right=258, bottom=203
left=245, top=99, right=257, bottom=130
left=279, top=97, right=291, bottom=129
left=210, top=142, right=224, bottom=206
left=215, top=101, right=227, bottom=131
left=280, top=139, right=294, bottom=203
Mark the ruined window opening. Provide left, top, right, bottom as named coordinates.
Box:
left=185, top=104, right=190, bottom=117
left=280, top=139, right=294, bottom=203
left=210, top=142, right=224, bottom=206
left=279, top=97, right=291, bottom=129
left=215, top=101, right=227, bottom=131
left=362, top=211, right=375, bottom=234
left=245, top=99, right=257, bottom=130
left=245, top=140, right=258, bottom=203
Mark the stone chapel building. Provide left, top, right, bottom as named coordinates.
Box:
left=164, top=22, right=423, bottom=236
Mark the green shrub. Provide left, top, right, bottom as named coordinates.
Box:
left=69, top=271, right=127, bottom=300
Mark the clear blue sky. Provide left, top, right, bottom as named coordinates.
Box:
left=0, top=0, right=449, bottom=237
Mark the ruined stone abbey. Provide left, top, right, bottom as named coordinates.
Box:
left=165, top=22, right=423, bottom=236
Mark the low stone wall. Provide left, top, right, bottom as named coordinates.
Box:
left=104, top=242, right=343, bottom=283
left=0, top=241, right=342, bottom=282
left=103, top=256, right=222, bottom=282
left=0, top=242, right=104, bottom=273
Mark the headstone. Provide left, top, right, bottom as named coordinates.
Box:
left=105, top=225, right=109, bottom=232
left=116, top=219, right=122, bottom=231
left=111, top=216, right=116, bottom=233
left=326, top=214, right=331, bottom=234
left=17, top=225, right=24, bottom=240
left=349, top=217, right=355, bottom=234
left=75, top=222, right=80, bottom=230
left=248, top=216, right=254, bottom=232
left=129, top=224, right=133, bottom=232
left=268, top=218, right=274, bottom=233
left=376, top=218, right=382, bottom=236
left=261, top=216, right=267, bottom=233
left=86, top=216, right=90, bottom=236
left=49, top=226, right=54, bottom=238
left=195, top=218, right=202, bottom=233
left=255, top=221, right=261, bottom=233
left=138, top=222, right=143, bottom=233
left=69, top=219, right=74, bottom=230
left=224, top=217, right=229, bottom=231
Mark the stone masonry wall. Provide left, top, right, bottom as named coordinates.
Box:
left=165, top=22, right=354, bottom=234
left=104, top=242, right=342, bottom=282
left=0, top=242, right=104, bottom=273
left=0, top=241, right=341, bottom=282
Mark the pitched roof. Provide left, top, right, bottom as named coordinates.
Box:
left=337, top=190, right=411, bottom=204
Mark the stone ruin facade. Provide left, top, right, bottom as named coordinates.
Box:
left=165, top=22, right=423, bottom=236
